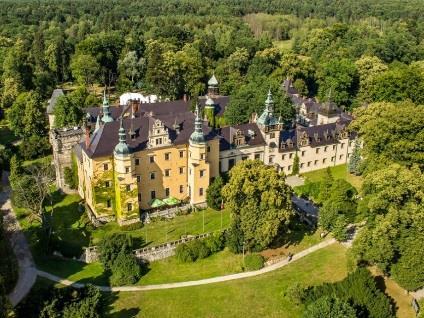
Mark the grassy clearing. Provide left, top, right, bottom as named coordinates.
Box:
left=301, top=163, right=363, bottom=190
left=105, top=244, right=348, bottom=318
left=273, top=39, right=293, bottom=52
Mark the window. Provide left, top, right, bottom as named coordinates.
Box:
left=165, top=169, right=170, bottom=177
left=137, top=175, right=141, bottom=182
left=331, top=156, right=335, bottom=162
left=135, top=159, right=140, bottom=166
left=179, top=167, right=184, bottom=174
left=300, top=163, right=305, bottom=168
left=200, top=170, right=205, bottom=177
left=103, top=163, right=109, bottom=171
left=201, top=153, right=206, bottom=160
left=105, top=181, right=111, bottom=188
left=301, top=151, right=306, bottom=157
left=314, top=160, right=318, bottom=166
left=333, top=145, right=336, bottom=150
left=151, top=191, right=156, bottom=199
left=323, top=158, right=327, bottom=163
left=340, top=143, right=345, bottom=149
left=255, top=153, right=261, bottom=160
left=270, top=132, right=275, bottom=139
left=156, top=138, right=162, bottom=145
left=165, top=188, right=170, bottom=197
left=125, top=167, right=130, bottom=173
left=150, top=172, right=155, bottom=180
left=199, top=188, right=204, bottom=196
left=316, top=148, right=320, bottom=154
left=127, top=203, right=132, bottom=212
left=307, top=161, right=311, bottom=167
left=282, top=154, right=286, bottom=160
left=149, top=156, right=155, bottom=163
left=339, top=154, right=343, bottom=160
left=288, top=165, right=292, bottom=171
left=179, top=185, right=184, bottom=193
left=165, top=152, right=170, bottom=160
left=289, top=153, right=293, bottom=159
left=179, top=150, right=184, bottom=158
left=324, top=146, right=328, bottom=152
left=126, top=184, right=131, bottom=191
left=138, top=193, right=141, bottom=201
left=228, top=159, right=235, bottom=170
left=269, top=156, right=274, bottom=164
left=207, top=146, right=211, bottom=152
left=107, top=199, right=112, bottom=208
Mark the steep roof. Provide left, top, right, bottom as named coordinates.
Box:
left=220, top=123, right=266, bottom=151
left=47, top=89, right=64, bottom=114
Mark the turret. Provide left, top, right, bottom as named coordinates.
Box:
left=101, top=90, right=114, bottom=123
left=114, top=119, right=130, bottom=157
left=257, top=89, right=280, bottom=129
left=207, top=74, right=219, bottom=96
left=189, top=104, right=206, bottom=144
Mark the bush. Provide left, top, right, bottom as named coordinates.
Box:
left=175, top=243, right=196, bottom=263
left=285, top=282, right=305, bottom=305
left=244, top=253, right=265, bottom=271
left=110, top=251, right=142, bottom=286
left=187, top=240, right=210, bottom=260
left=205, top=232, right=225, bottom=253
left=225, top=225, right=244, bottom=253
left=98, top=234, right=133, bottom=270
left=120, top=222, right=143, bottom=231
left=206, top=176, right=224, bottom=210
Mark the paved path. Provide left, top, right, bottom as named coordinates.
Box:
left=286, top=175, right=305, bottom=187
left=411, top=288, right=424, bottom=300
left=1, top=172, right=37, bottom=306
left=38, top=239, right=336, bottom=292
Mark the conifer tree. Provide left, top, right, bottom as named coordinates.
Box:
left=348, top=139, right=361, bottom=175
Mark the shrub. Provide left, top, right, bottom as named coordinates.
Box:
left=175, top=243, right=195, bottom=263
left=302, top=296, right=356, bottom=318
left=206, top=176, right=224, bottom=210
left=285, top=282, right=305, bottom=305
left=98, top=234, right=133, bottom=270
left=188, top=240, right=210, bottom=260
left=244, top=253, right=265, bottom=271
left=109, top=251, right=142, bottom=286
left=225, top=225, right=244, bottom=253
left=205, top=232, right=225, bottom=254
left=63, top=167, right=77, bottom=189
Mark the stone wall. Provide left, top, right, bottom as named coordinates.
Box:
left=50, top=127, right=84, bottom=191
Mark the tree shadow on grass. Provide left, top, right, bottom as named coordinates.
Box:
left=102, top=292, right=141, bottom=317
left=269, top=215, right=315, bottom=250
left=373, top=274, right=398, bottom=315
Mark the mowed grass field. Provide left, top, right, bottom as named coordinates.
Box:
left=301, top=163, right=363, bottom=190
left=105, top=244, right=348, bottom=318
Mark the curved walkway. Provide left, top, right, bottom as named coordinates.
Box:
left=1, top=172, right=37, bottom=306
left=38, top=239, right=336, bottom=292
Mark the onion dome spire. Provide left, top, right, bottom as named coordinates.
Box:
left=189, top=103, right=206, bottom=144
left=114, top=118, right=130, bottom=157
left=102, top=89, right=113, bottom=123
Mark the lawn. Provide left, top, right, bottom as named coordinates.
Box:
left=105, top=244, right=349, bottom=318
left=301, top=163, right=363, bottom=190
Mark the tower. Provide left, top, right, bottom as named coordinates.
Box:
left=188, top=104, right=210, bottom=206
left=113, top=118, right=139, bottom=223
left=101, top=90, right=114, bottom=123
left=207, top=74, right=219, bottom=96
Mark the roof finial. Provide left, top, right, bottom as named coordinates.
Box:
left=101, top=88, right=113, bottom=123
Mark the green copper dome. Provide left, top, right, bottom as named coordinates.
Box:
left=102, top=90, right=114, bottom=123
left=114, top=119, right=130, bottom=157
left=189, top=104, right=206, bottom=144
left=257, top=90, right=280, bottom=126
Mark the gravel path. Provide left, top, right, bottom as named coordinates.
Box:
left=1, top=172, right=37, bottom=306
left=37, top=239, right=336, bottom=292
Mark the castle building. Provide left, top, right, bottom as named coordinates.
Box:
left=50, top=75, right=356, bottom=224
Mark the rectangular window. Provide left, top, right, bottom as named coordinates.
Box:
left=127, top=203, right=132, bottom=212
left=289, top=153, right=293, bottom=159
left=103, top=163, right=109, bottom=171
left=316, top=148, right=320, bottom=154
left=269, top=156, right=274, bottom=164
left=179, top=185, right=184, bottom=193
left=138, top=193, right=141, bottom=201
left=125, top=167, right=130, bottom=173
left=300, top=163, right=305, bottom=168
left=106, top=199, right=111, bottom=208
left=149, top=156, right=155, bottom=163
left=179, top=150, right=184, bottom=158
left=207, top=146, right=211, bottom=152
left=242, top=156, right=248, bottom=161
left=137, top=175, right=141, bottom=182
left=282, top=154, right=286, bottom=160
left=165, top=169, right=170, bottom=177
left=126, top=184, right=131, bottom=191
left=307, top=161, right=311, bottom=167
left=331, top=156, right=335, bottom=162
left=156, top=138, right=162, bottom=145
left=324, top=146, right=328, bottom=152
left=323, top=158, right=327, bottom=163
left=254, top=153, right=260, bottom=160
left=165, top=153, right=170, bottom=160
left=105, top=181, right=111, bottom=188
left=339, top=154, right=344, bottom=160
left=314, top=160, right=318, bottom=166
left=150, top=172, right=155, bottom=180
left=301, top=151, right=306, bottom=157
left=200, top=170, right=205, bottom=177
left=270, top=132, right=275, bottom=139
left=135, top=159, right=140, bottom=166
left=179, top=167, right=184, bottom=174
left=288, top=165, right=292, bottom=171
left=201, top=153, right=206, bottom=160
left=151, top=191, right=156, bottom=199
left=333, top=145, right=336, bottom=150
left=165, top=188, right=170, bottom=197
left=341, top=143, right=345, bottom=149
left=199, top=188, right=204, bottom=196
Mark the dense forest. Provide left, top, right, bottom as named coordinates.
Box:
left=0, top=2, right=423, bottom=314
